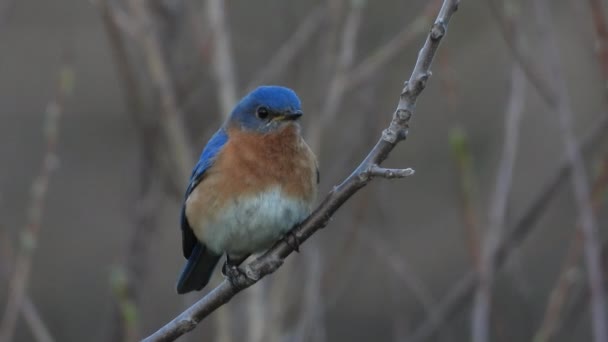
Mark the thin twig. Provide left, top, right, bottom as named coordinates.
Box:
left=534, top=1, right=608, bottom=341
left=533, top=159, right=608, bottom=342
left=587, top=0, right=608, bottom=83
left=0, top=61, right=74, bottom=342
left=471, top=63, right=526, bottom=342
left=309, top=0, right=366, bottom=153
left=125, top=0, right=194, bottom=184
left=246, top=5, right=327, bottom=90
left=206, top=0, right=238, bottom=116
left=449, top=127, right=481, bottom=268
left=141, top=1, right=460, bottom=340
left=21, top=297, right=55, bottom=342
left=345, top=0, right=442, bottom=91
left=407, top=112, right=608, bottom=342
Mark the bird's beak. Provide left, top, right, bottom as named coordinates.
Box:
left=274, top=110, right=303, bottom=121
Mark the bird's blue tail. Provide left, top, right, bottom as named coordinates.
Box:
left=176, top=243, right=221, bottom=294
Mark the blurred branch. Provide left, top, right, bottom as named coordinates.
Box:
left=289, top=244, right=326, bottom=342
left=246, top=5, right=327, bottom=90
left=534, top=1, right=608, bottom=341
left=486, top=0, right=556, bottom=106
left=0, top=0, right=15, bottom=29
left=587, top=0, right=608, bottom=83
left=0, top=226, right=55, bottom=342
left=345, top=0, right=442, bottom=91
left=125, top=0, right=194, bottom=185
left=0, top=61, right=74, bottom=342
left=359, top=228, right=437, bottom=318
left=21, top=297, right=54, bottom=342
left=471, top=63, right=526, bottom=342
left=309, top=0, right=365, bottom=153
left=141, top=1, right=460, bottom=340
left=534, top=154, right=608, bottom=342
left=449, top=128, right=481, bottom=268
left=408, top=112, right=608, bottom=342
left=206, top=0, right=238, bottom=116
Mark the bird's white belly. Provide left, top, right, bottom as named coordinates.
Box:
left=200, top=186, right=311, bottom=257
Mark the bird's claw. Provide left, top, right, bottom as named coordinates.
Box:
left=222, top=261, right=246, bottom=287
left=282, top=230, right=300, bottom=252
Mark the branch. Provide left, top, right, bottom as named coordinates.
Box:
left=345, top=0, right=442, bottom=91
left=308, top=0, right=365, bottom=153
left=21, top=297, right=55, bottom=342
left=141, top=1, right=460, bottom=340
left=471, top=63, right=526, bottom=342
left=206, top=0, right=238, bottom=116
left=245, top=5, right=327, bottom=90
left=407, top=112, right=608, bottom=341
left=534, top=1, right=608, bottom=340
left=125, top=0, right=194, bottom=184
left=0, top=61, right=74, bottom=342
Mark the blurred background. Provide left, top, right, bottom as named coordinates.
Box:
left=1, top=0, right=608, bottom=341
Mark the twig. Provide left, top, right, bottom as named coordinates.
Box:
left=449, top=128, right=481, bottom=268
left=471, top=63, right=526, bottom=342
left=407, top=112, right=608, bottom=342
left=289, top=244, right=325, bottom=342
left=125, top=0, right=194, bottom=184
left=21, top=297, right=55, bottom=342
left=534, top=158, right=608, bottom=342
left=485, top=0, right=556, bottom=106
left=345, top=0, right=442, bottom=91
left=141, top=1, right=460, bottom=341
left=0, top=0, right=16, bottom=29
left=245, top=5, right=327, bottom=90
left=0, top=223, right=55, bottom=342
left=206, top=0, right=238, bottom=116
left=0, top=61, right=74, bottom=342
left=534, top=1, right=608, bottom=341
left=587, top=0, right=608, bottom=83
left=309, top=0, right=366, bottom=153
left=359, top=228, right=437, bottom=317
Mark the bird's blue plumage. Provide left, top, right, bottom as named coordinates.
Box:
left=229, top=86, right=303, bottom=132
left=180, top=128, right=228, bottom=258
left=176, top=85, right=317, bottom=294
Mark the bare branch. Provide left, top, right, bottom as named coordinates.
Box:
left=345, top=0, right=442, bottom=91
left=309, top=0, right=366, bottom=153
left=141, top=1, right=460, bottom=341
left=246, top=5, right=327, bottom=90
left=124, top=0, right=194, bottom=184
left=408, top=112, right=608, bottom=342
left=367, top=165, right=415, bottom=179
left=21, top=297, right=54, bottom=342
left=534, top=2, right=608, bottom=341
left=206, top=0, right=238, bottom=116
left=471, top=63, right=526, bottom=342
left=0, top=61, right=74, bottom=342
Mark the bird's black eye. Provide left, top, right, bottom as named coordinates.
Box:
left=256, top=107, right=269, bottom=120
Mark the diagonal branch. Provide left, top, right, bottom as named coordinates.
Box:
left=245, top=5, right=327, bottom=90
left=471, top=63, right=526, bottom=342
left=534, top=1, right=608, bottom=340
left=0, top=61, right=74, bottom=342
left=124, top=0, right=194, bottom=184
left=141, top=1, right=460, bottom=341
left=206, top=0, right=238, bottom=116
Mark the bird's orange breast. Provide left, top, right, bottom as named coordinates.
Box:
left=185, top=124, right=318, bottom=236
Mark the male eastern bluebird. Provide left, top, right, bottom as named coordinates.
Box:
left=176, top=86, right=319, bottom=294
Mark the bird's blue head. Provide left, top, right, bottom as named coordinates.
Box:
left=226, top=86, right=303, bottom=133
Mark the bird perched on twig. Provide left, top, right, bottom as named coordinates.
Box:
left=176, top=86, right=319, bottom=294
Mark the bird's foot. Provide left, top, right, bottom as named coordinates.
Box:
left=282, top=229, right=300, bottom=252
left=222, top=255, right=249, bottom=288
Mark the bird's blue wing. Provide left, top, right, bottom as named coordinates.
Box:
left=181, top=128, right=228, bottom=258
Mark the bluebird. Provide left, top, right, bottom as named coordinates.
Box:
left=176, top=86, right=319, bottom=294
